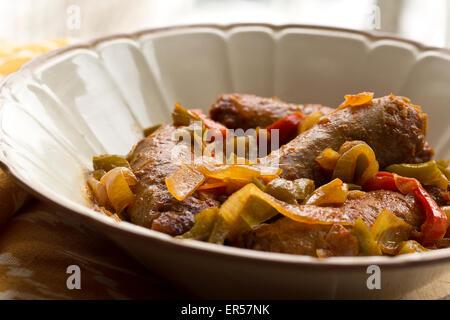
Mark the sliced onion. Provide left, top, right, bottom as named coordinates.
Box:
left=333, top=141, right=379, bottom=185
left=370, top=209, right=414, bottom=255
left=100, top=167, right=137, bottom=212
left=397, top=240, right=429, bottom=254
left=219, top=183, right=352, bottom=240
left=298, top=111, right=323, bottom=134
left=315, top=147, right=340, bottom=171
left=196, top=164, right=281, bottom=183
left=165, top=164, right=206, bottom=201
left=87, top=175, right=108, bottom=206
left=304, top=178, right=348, bottom=206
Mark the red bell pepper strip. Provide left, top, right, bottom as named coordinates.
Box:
left=266, top=111, right=303, bottom=145
left=362, top=171, right=397, bottom=191
left=363, top=172, right=448, bottom=246
left=190, top=109, right=228, bottom=140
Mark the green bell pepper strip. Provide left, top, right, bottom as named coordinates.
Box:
left=143, top=124, right=161, bottom=137
left=385, top=161, right=448, bottom=190
left=93, top=154, right=130, bottom=172
left=351, top=218, right=382, bottom=256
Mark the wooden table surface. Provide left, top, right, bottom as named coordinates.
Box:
left=403, top=272, right=449, bottom=300
left=0, top=199, right=448, bottom=300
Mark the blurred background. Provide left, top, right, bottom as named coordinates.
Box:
left=0, top=0, right=448, bottom=47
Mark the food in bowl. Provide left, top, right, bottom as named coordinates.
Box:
left=86, top=92, right=450, bottom=257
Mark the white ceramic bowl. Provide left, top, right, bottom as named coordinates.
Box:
left=0, top=24, right=449, bottom=299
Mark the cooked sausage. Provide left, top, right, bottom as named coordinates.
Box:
left=127, top=124, right=218, bottom=235
left=341, top=190, right=423, bottom=227
left=234, top=190, right=424, bottom=256
left=265, top=95, right=432, bottom=185
left=424, top=184, right=450, bottom=207
left=235, top=219, right=359, bottom=257
left=210, top=93, right=333, bottom=130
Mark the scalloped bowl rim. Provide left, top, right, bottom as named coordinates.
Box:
left=0, top=23, right=449, bottom=270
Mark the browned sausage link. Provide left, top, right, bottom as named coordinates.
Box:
left=424, top=184, right=450, bottom=206
left=233, top=190, right=423, bottom=256
left=127, top=124, right=218, bottom=236
left=210, top=93, right=333, bottom=130
left=265, top=95, right=432, bottom=185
